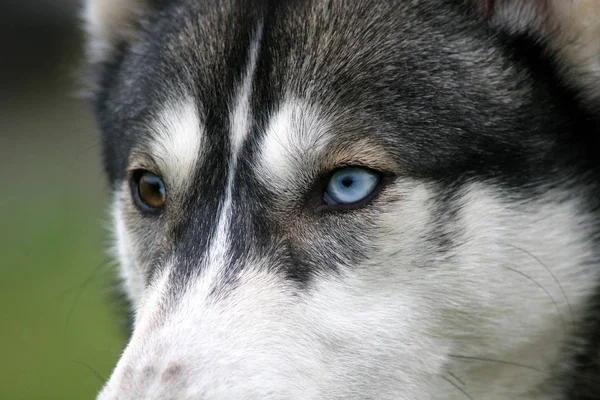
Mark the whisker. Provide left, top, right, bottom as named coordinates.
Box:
left=35, top=257, right=112, bottom=328
left=447, top=371, right=466, bottom=386
left=503, top=243, right=574, bottom=327
left=72, top=360, right=106, bottom=384
left=56, top=257, right=112, bottom=299
left=448, top=354, right=545, bottom=373
left=68, top=140, right=101, bottom=171
left=501, top=265, right=567, bottom=333
left=441, top=375, right=474, bottom=400
left=63, top=258, right=112, bottom=336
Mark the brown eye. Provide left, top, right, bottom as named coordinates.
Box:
left=131, top=171, right=166, bottom=213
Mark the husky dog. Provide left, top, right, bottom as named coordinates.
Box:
left=83, top=0, right=600, bottom=398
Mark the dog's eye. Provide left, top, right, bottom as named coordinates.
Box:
left=131, top=171, right=166, bottom=213
left=324, top=167, right=380, bottom=206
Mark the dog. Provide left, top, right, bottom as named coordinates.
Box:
left=82, top=0, right=600, bottom=398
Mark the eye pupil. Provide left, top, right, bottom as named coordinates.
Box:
left=324, top=167, right=380, bottom=206
left=341, top=177, right=354, bottom=187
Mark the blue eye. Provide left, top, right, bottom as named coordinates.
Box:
left=324, top=168, right=381, bottom=206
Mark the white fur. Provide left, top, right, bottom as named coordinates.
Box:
left=101, top=174, right=599, bottom=399
left=229, top=21, right=263, bottom=158
left=150, top=99, right=203, bottom=190
left=98, top=266, right=174, bottom=397
left=112, top=190, right=145, bottom=310
left=84, top=0, right=148, bottom=64
left=433, top=183, right=597, bottom=398
left=256, top=98, right=332, bottom=188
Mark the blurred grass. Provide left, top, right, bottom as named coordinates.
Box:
left=0, top=5, right=127, bottom=398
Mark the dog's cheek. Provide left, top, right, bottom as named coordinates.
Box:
left=360, top=179, right=598, bottom=358
left=112, top=189, right=146, bottom=309
left=295, top=180, right=458, bottom=394
left=303, top=273, right=451, bottom=398
left=437, top=183, right=598, bottom=357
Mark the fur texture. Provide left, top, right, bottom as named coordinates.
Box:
left=84, top=0, right=600, bottom=399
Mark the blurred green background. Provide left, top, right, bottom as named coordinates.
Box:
left=0, top=1, right=127, bottom=398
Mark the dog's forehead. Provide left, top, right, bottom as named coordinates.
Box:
left=109, top=2, right=409, bottom=176
left=112, top=1, right=470, bottom=119
left=99, top=0, right=557, bottom=188
left=121, top=1, right=419, bottom=120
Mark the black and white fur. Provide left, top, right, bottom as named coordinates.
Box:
left=83, top=0, right=600, bottom=398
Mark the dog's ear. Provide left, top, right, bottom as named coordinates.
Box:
left=83, top=0, right=153, bottom=64
left=82, top=0, right=161, bottom=95
left=477, top=0, right=600, bottom=105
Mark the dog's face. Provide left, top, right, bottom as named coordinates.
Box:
left=85, top=1, right=600, bottom=399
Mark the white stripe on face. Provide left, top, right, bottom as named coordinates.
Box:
left=199, top=22, right=264, bottom=290
left=256, top=98, right=332, bottom=189
left=229, top=20, right=263, bottom=159
left=150, top=98, right=203, bottom=189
